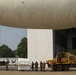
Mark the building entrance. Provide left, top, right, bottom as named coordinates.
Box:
left=53, top=28, right=76, bottom=57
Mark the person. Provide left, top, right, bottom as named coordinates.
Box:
left=51, top=63, right=54, bottom=71
left=40, top=61, right=43, bottom=71
left=31, top=61, right=34, bottom=71
left=35, top=61, right=38, bottom=71
left=42, top=62, right=46, bottom=71
left=6, top=59, right=9, bottom=71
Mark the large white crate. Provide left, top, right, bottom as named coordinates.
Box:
left=17, top=58, right=31, bottom=70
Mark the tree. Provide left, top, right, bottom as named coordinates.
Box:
left=16, top=37, right=27, bottom=58
left=0, top=44, right=15, bottom=57
left=13, top=49, right=17, bottom=56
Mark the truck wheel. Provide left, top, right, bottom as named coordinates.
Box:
left=62, top=65, right=69, bottom=71
left=54, top=64, right=62, bottom=71
left=51, top=64, right=57, bottom=71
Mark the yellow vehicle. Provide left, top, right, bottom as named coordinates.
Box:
left=46, top=52, right=76, bottom=71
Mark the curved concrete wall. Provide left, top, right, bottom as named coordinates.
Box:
left=0, top=0, right=76, bottom=29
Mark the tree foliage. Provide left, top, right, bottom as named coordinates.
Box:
left=13, top=49, right=17, bottom=56
left=0, top=44, right=15, bottom=57
left=16, top=37, right=27, bottom=58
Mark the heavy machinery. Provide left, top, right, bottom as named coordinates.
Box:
left=46, top=52, right=76, bottom=71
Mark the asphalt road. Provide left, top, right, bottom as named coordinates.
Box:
left=0, top=66, right=17, bottom=71
left=0, top=66, right=76, bottom=75
left=0, top=70, right=76, bottom=75
left=0, top=66, right=76, bottom=71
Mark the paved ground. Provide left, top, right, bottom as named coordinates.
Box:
left=0, top=70, right=76, bottom=75
left=0, top=66, right=76, bottom=75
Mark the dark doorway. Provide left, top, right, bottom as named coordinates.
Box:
left=53, top=28, right=76, bottom=57
left=72, top=38, right=76, bottom=49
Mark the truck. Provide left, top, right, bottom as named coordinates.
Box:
left=46, top=52, right=76, bottom=71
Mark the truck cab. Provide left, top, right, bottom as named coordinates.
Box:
left=46, top=52, right=76, bottom=71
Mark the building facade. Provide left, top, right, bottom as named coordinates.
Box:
left=53, top=28, right=76, bottom=57
left=28, top=28, right=76, bottom=62
left=28, top=29, right=53, bottom=62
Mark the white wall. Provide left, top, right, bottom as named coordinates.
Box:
left=28, top=29, right=53, bottom=63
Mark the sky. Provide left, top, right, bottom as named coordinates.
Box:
left=0, top=26, right=27, bottom=50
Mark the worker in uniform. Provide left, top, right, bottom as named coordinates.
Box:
left=51, top=63, right=54, bottom=71
left=31, top=61, right=34, bottom=71
left=40, top=61, right=43, bottom=71
left=42, top=62, right=46, bottom=71
left=6, top=59, right=9, bottom=71
left=35, top=61, right=38, bottom=71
